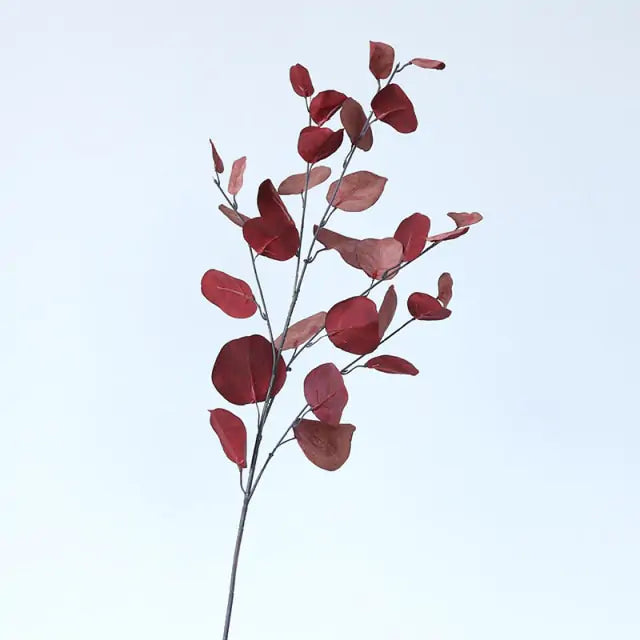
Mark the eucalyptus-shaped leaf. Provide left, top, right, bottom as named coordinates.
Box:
left=448, top=212, right=483, bottom=228
left=209, top=138, right=224, bottom=173
left=371, top=84, right=418, bottom=133
left=407, top=293, right=451, bottom=321
left=218, top=204, right=249, bottom=227
left=309, top=90, right=347, bottom=126
left=378, top=285, right=397, bottom=338
left=275, top=311, right=327, bottom=350
left=364, top=355, right=419, bottom=375
left=394, top=213, right=431, bottom=260
left=411, top=57, right=446, bottom=70
left=209, top=408, right=247, bottom=468
left=201, top=269, right=257, bottom=319
left=369, top=41, right=395, bottom=80
left=437, top=272, right=453, bottom=307
left=326, top=296, right=380, bottom=355
left=428, top=227, right=469, bottom=243
left=289, top=63, right=314, bottom=97
left=278, top=166, right=332, bottom=195
left=326, top=171, right=387, bottom=212
left=340, top=98, right=373, bottom=151
left=355, top=238, right=403, bottom=279
left=228, top=156, right=247, bottom=195
left=298, top=126, right=344, bottom=163
left=304, top=363, right=348, bottom=425
left=294, top=419, right=356, bottom=471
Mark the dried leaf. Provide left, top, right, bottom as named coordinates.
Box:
left=411, top=57, right=446, bottom=70
left=364, top=355, right=419, bottom=375
left=218, top=204, right=249, bottom=227
left=201, top=269, right=257, bottom=319
left=289, top=63, right=314, bottom=97
left=304, top=363, right=348, bottom=425
left=428, top=227, right=469, bottom=243
left=209, top=408, right=247, bottom=468
left=294, top=419, right=355, bottom=471
left=326, top=171, right=387, bottom=212
left=298, top=126, right=344, bottom=163
left=209, top=138, right=224, bottom=173
left=369, top=41, right=395, bottom=80
left=228, top=156, right=247, bottom=195
left=355, top=238, right=403, bottom=279
left=326, top=296, right=380, bottom=355
left=407, top=293, right=451, bottom=321
left=378, top=285, right=397, bottom=338
left=371, top=84, right=418, bottom=134
left=447, top=212, right=483, bottom=228
left=278, top=166, right=332, bottom=195
left=309, top=90, right=348, bottom=126
left=437, top=272, right=453, bottom=308
left=340, top=98, right=373, bottom=151
left=275, top=311, right=327, bottom=350
left=394, top=212, right=431, bottom=261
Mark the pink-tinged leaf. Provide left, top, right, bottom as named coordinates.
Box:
left=276, top=311, right=327, bottom=350
left=364, top=355, right=419, bottom=375
left=209, top=138, right=224, bottom=173
left=304, top=363, right=348, bottom=425
left=228, top=156, right=247, bottom=195
left=437, top=272, right=453, bottom=308
left=314, top=225, right=360, bottom=268
left=355, top=238, right=403, bottom=279
left=212, top=335, right=286, bottom=405
left=411, top=57, right=446, bottom=70
left=278, top=166, right=332, bottom=196
left=428, top=227, right=470, bottom=243
left=290, top=63, right=314, bottom=97
left=378, top=285, right=397, bottom=338
left=294, top=419, right=355, bottom=471
left=394, top=212, right=431, bottom=260
left=309, top=90, right=348, bottom=126
left=371, top=84, right=418, bottom=134
left=447, top=211, right=483, bottom=228
left=218, top=204, right=248, bottom=227
left=326, top=171, right=387, bottom=212
left=369, top=41, right=395, bottom=80
left=340, top=98, right=373, bottom=151
left=243, top=217, right=300, bottom=261
left=326, top=296, right=380, bottom=355
left=209, top=409, right=247, bottom=468
left=201, top=269, right=257, bottom=319
left=298, top=126, right=344, bottom=163
left=407, top=293, right=452, bottom=321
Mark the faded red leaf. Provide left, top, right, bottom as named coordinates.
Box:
left=411, top=57, right=446, bottom=70
left=340, top=98, right=373, bottom=151
left=209, top=138, right=224, bottom=173
left=201, top=269, right=257, bottom=319
left=275, top=311, right=327, bottom=350
left=298, top=126, right=344, bottom=163
left=355, top=238, right=403, bottom=279
left=212, top=334, right=287, bottom=405
left=326, top=296, right=380, bottom=355
left=314, top=225, right=360, bottom=268
left=310, top=90, right=348, bottom=126
left=448, top=212, right=483, bottom=228
left=209, top=408, right=247, bottom=468
left=438, top=272, right=453, bottom=308
left=278, top=166, right=332, bottom=195
left=326, top=170, right=387, bottom=212
left=364, top=355, right=419, bottom=375
left=294, top=419, right=355, bottom=471
left=378, top=285, right=397, bottom=338
left=218, top=204, right=249, bottom=227
left=304, top=363, right=348, bottom=425
left=290, top=63, right=314, bottom=97
left=394, top=212, right=431, bottom=261
left=371, top=84, right=418, bottom=134
left=228, top=156, right=247, bottom=195
left=428, top=227, right=469, bottom=243
left=243, top=217, right=299, bottom=261
left=407, top=293, right=452, bottom=321
left=369, top=41, right=395, bottom=80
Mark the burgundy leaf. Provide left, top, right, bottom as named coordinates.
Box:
left=218, top=204, right=248, bottom=227
left=355, top=238, right=403, bottom=279
left=201, top=269, right=257, bottom=319
left=437, top=272, right=453, bottom=308
left=326, top=296, right=380, bottom=355
left=209, top=408, right=247, bottom=468
left=340, top=98, right=373, bottom=151
left=364, top=355, right=419, bottom=375
left=407, top=293, right=452, bottom=321
left=275, top=311, right=327, bottom=350
left=243, top=217, right=299, bottom=261
left=428, top=227, right=469, bottom=243
left=371, top=84, right=418, bottom=134
left=304, top=363, right=348, bottom=425
left=228, top=156, right=247, bottom=195
left=369, top=41, right=395, bottom=80
left=257, top=179, right=295, bottom=226
left=278, top=166, right=332, bottom=195
left=289, top=63, right=314, bottom=97
left=394, top=212, right=431, bottom=260
left=326, top=171, right=387, bottom=212
left=314, top=225, right=360, bottom=268
left=309, top=90, right=348, bottom=126
left=411, top=57, right=446, bottom=70
left=378, top=285, right=397, bottom=338
left=209, top=138, right=224, bottom=173
left=298, top=126, right=344, bottom=163
left=294, top=419, right=355, bottom=471
left=212, top=335, right=287, bottom=405
left=447, top=211, right=483, bottom=228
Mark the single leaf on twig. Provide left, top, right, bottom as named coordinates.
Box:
left=310, top=90, right=348, bottom=126
left=378, top=285, right=397, bottom=338
left=304, top=363, right=348, bottom=425
left=364, top=355, right=419, bottom=375
left=294, top=419, right=355, bottom=471
left=371, top=84, right=418, bottom=134
left=228, top=156, right=247, bottom=195
left=355, top=238, right=403, bottom=279
left=314, top=226, right=360, bottom=268
left=447, top=212, right=483, bottom=228
left=209, top=409, right=247, bottom=468
left=209, top=139, right=224, bottom=173
left=437, top=272, right=453, bottom=307
left=289, top=63, right=314, bottom=97
left=326, top=170, right=387, bottom=212
left=298, top=126, right=344, bottom=163
left=394, top=212, right=431, bottom=260
left=428, top=227, right=469, bottom=243
left=201, top=269, right=257, bottom=319
left=326, top=296, right=380, bottom=355
left=340, top=98, right=373, bottom=151
left=218, top=204, right=248, bottom=227
left=275, top=311, right=326, bottom=350
left=278, top=166, right=332, bottom=195
left=407, top=293, right=451, bottom=321
left=369, top=41, right=395, bottom=80
left=411, top=57, right=446, bottom=70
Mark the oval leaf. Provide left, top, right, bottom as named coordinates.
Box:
left=369, top=41, right=395, bottom=80
left=228, top=156, right=247, bottom=195
left=218, top=204, right=249, bottom=227
left=201, top=269, right=257, bottom=319
left=304, top=363, right=348, bottom=425
left=326, top=296, right=380, bottom=355
left=290, top=63, right=314, bottom=97
left=209, top=138, right=224, bottom=173
left=394, top=212, right=431, bottom=261
left=447, top=211, right=483, bottom=228
left=275, top=311, right=327, bottom=350
left=212, top=335, right=287, bottom=405
left=314, top=225, right=360, bottom=268
left=278, top=166, right=332, bottom=196
left=209, top=408, right=247, bottom=468
left=340, top=98, right=373, bottom=151
left=437, top=272, right=453, bottom=308
left=428, top=227, right=469, bottom=243
left=378, top=285, right=397, bottom=338
left=407, top=293, right=452, bottom=321
left=411, top=57, right=446, bottom=70
left=258, top=179, right=295, bottom=226
left=298, top=126, right=344, bottom=163
left=309, top=90, right=348, bottom=126
left=364, top=355, right=419, bottom=375
left=294, top=419, right=355, bottom=471
left=355, top=238, right=403, bottom=279
left=371, top=84, right=418, bottom=134
left=243, top=217, right=300, bottom=261
left=326, top=170, right=387, bottom=212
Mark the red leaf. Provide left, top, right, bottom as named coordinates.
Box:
left=371, top=84, right=418, bottom=134
left=209, top=138, right=224, bottom=173
left=218, top=204, right=248, bottom=227
left=364, top=355, right=419, bottom=375
left=289, top=63, right=314, bottom=97
left=257, top=179, right=295, bottom=226
left=309, top=90, right=348, bottom=126
left=201, top=269, right=257, bottom=319
left=209, top=409, right=247, bottom=468
left=437, top=272, right=453, bottom=308
left=369, top=41, right=395, bottom=80
left=447, top=211, right=483, bottom=228
left=428, top=227, right=469, bottom=243
left=228, top=156, right=247, bottom=195
left=304, top=363, right=348, bottom=425
left=355, top=238, right=403, bottom=279
left=326, top=296, right=380, bottom=355
left=394, top=212, right=431, bottom=261
left=278, top=166, right=332, bottom=195
left=275, top=311, right=327, bottom=350
left=294, top=419, right=355, bottom=471
left=314, top=226, right=360, bottom=268
left=212, top=335, right=287, bottom=405
left=298, top=126, right=344, bottom=163
left=243, top=217, right=299, bottom=261
left=407, top=293, right=451, bottom=321
left=340, top=98, right=373, bottom=151
left=411, top=57, right=446, bottom=70
left=326, top=171, right=387, bottom=212
left=378, top=285, right=397, bottom=338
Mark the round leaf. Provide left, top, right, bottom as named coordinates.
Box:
left=369, top=41, right=395, bottom=80
left=371, top=84, right=418, bottom=134
left=326, top=170, right=387, bottom=212
left=298, top=126, right=344, bottom=163
left=304, top=363, right=348, bottom=425
left=294, top=419, right=355, bottom=471
left=407, top=293, right=451, bottom=321
left=355, top=238, right=403, bottom=279
left=309, top=90, right=348, bottom=126
left=326, top=296, right=380, bottom=355
left=394, top=212, right=431, bottom=261
left=201, top=269, right=257, bottom=319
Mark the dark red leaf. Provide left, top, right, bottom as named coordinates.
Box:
left=355, top=238, right=403, bottom=279
left=428, top=227, right=469, bottom=243
left=278, top=166, right=332, bottom=195
left=314, top=226, right=360, bottom=268
left=437, top=272, right=453, bottom=308
left=257, top=179, right=295, bottom=226
left=209, top=408, right=247, bottom=468
left=298, top=126, right=344, bottom=163
left=394, top=212, right=431, bottom=260
left=212, top=335, right=286, bottom=405
left=340, top=98, right=373, bottom=151
left=304, top=363, right=348, bottom=425
left=411, top=57, right=446, bottom=70
left=218, top=204, right=248, bottom=227
left=228, top=156, right=247, bottom=195
left=294, top=419, right=355, bottom=471
left=371, top=84, right=418, bottom=134
left=378, top=285, right=397, bottom=338
left=369, top=41, right=395, bottom=80
left=309, top=90, right=348, bottom=126
left=201, top=269, right=257, bottom=319
left=289, top=63, right=314, bottom=97
left=209, top=138, right=224, bottom=173
left=364, top=355, right=419, bottom=375
left=447, top=212, right=483, bottom=228
left=326, top=296, right=380, bottom=355
left=243, top=217, right=299, bottom=261
left=407, top=293, right=451, bottom=321
left=326, top=170, right=387, bottom=212
left=275, top=311, right=327, bottom=350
